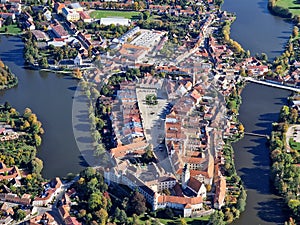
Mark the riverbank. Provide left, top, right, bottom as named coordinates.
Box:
left=0, top=59, right=18, bottom=90
left=268, top=0, right=300, bottom=21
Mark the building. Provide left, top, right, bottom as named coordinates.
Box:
left=50, top=23, right=69, bottom=38
left=156, top=195, right=204, bottom=217
left=79, top=11, right=91, bottom=23
left=100, top=17, right=130, bottom=26
left=32, top=177, right=62, bottom=206
left=74, top=53, right=82, bottom=66
left=54, top=2, right=65, bottom=14
left=62, top=7, right=80, bottom=22
left=0, top=162, right=21, bottom=181
left=69, top=2, right=83, bottom=12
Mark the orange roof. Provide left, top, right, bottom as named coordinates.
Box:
left=110, top=141, right=148, bottom=158
left=158, top=195, right=203, bottom=205
left=214, top=176, right=226, bottom=205
left=182, top=157, right=206, bottom=164
left=190, top=89, right=201, bottom=101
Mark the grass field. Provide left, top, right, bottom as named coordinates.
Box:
left=289, top=138, right=300, bottom=151
left=276, top=0, right=300, bottom=16
left=159, top=216, right=210, bottom=225
left=89, top=10, right=141, bottom=19
left=0, top=24, right=22, bottom=34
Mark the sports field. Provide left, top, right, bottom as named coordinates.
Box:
left=89, top=10, right=141, bottom=19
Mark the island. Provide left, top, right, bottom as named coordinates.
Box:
left=0, top=0, right=299, bottom=224
left=0, top=59, right=18, bottom=90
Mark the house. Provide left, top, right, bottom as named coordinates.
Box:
left=50, top=23, right=69, bottom=38
left=54, top=2, right=65, bottom=13
left=156, top=195, right=204, bottom=217
left=69, top=2, right=83, bottom=12
left=213, top=176, right=226, bottom=209
left=31, top=30, right=49, bottom=41
left=74, top=53, right=82, bottom=66
left=43, top=9, right=52, bottom=21
left=0, top=162, right=21, bottom=181
left=62, top=7, right=80, bottom=22
left=0, top=12, right=15, bottom=20
left=32, top=177, right=62, bottom=206
left=30, top=212, right=57, bottom=225
left=79, top=11, right=91, bottom=23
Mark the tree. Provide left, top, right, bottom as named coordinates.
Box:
left=280, top=105, right=290, bottom=122
left=94, top=208, right=108, bottom=225
left=176, top=217, right=187, bottom=225
left=209, top=211, right=225, bottom=225
left=15, top=209, right=27, bottom=221
left=31, top=157, right=43, bottom=175
left=40, top=57, right=48, bottom=68
left=94, top=144, right=106, bottom=157
left=34, top=134, right=42, bottom=146
left=117, top=209, right=127, bottom=223
left=238, top=124, right=245, bottom=133
left=237, top=188, right=247, bottom=212
left=127, top=191, right=147, bottom=216
left=88, top=192, right=102, bottom=210
left=293, top=26, right=299, bottom=38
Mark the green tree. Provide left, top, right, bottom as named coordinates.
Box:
left=15, top=209, right=27, bottom=221
left=94, top=208, right=108, bottom=225
left=209, top=211, right=225, bottom=225
left=88, top=192, right=102, bottom=210
left=31, top=157, right=43, bottom=175
left=237, top=188, right=247, bottom=212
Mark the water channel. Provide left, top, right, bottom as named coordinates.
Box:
left=222, top=0, right=293, bottom=224
left=0, top=35, right=88, bottom=179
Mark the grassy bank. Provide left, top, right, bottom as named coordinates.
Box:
left=275, top=0, right=300, bottom=17
left=0, top=24, right=22, bottom=34
left=90, top=10, right=141, bottom=19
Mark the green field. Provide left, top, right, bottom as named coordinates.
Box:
left=90, top=10, right=141, bottom=19
left=0, top=24, right=22, bottom=34
left=159, top=216, right=210, bottom=225
left=289, top=138, right=300, bottom=151
left=276, top=0, right=300, bottom=16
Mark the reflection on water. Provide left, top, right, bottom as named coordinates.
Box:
left=0, top=35, right=87, bottom=179
left=232, top=83, right=290, bottom=225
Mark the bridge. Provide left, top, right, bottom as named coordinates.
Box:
left=245, top=77, right=300, bottom=92
left=244, top=132, right=269, bottom=139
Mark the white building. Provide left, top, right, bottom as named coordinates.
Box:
left=74, top=53, right=83, bottom=66
left=100, top=17, right=130, bottom=26
left=62, top=7, right=80, bottom=22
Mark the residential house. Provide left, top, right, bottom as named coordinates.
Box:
left=62, top=7, right=80, bottom=22
left=32, top=177, right=62, bottom=206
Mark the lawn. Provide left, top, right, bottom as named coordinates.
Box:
left=276, top=0, right=300, bottom=16
left=89, top=10, right=141, bottom=19
left=0, top=24, right=22, bottom=34
left=159, top=216, right=210, bottom=225
left=289, top=138, right=300, bottom=151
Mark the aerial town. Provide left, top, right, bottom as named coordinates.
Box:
left=0, top=0, right=299, bottom=224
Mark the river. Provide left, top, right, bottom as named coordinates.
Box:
left=222, top=0, right=292, bottom=61
left=0, top=35, right=92, bottom=179
left=232, top=84, right=290, bottom=225
left=222, top=0, right=292, bottom=224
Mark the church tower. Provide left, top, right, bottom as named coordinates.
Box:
left=181, top=164, right=190, bottom=189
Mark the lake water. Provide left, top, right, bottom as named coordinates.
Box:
left=0, top=35, right=91, bottom=179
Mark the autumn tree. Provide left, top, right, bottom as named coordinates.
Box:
left=127, top=190, right=147, bottom=216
